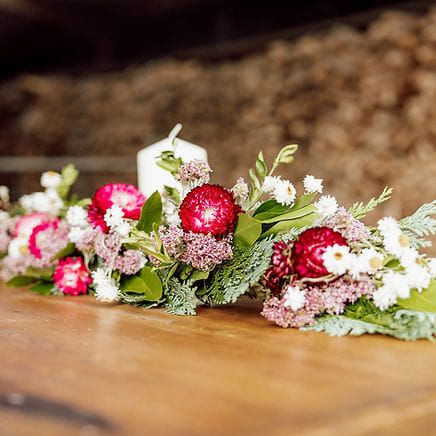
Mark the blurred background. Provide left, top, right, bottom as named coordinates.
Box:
left=0, top=0, right=435, bottom=222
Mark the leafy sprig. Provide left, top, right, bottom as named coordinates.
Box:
left=348, top=186, right=393, bottom=219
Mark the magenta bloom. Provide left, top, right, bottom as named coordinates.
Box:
left=179, top=184, right=240, bottom=236
left=292, top=227, right=348, bottom=278
left=53, top=257, right=91, bottom=296
left=29, top=219, right=60, bottom=259
left=14, top=212, right=52, bottom=238
left=88, top=183, right=146, bottom=232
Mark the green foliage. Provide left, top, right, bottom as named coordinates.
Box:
left=348, top=187, right=393, bottom=219
left=202, top=236, right=276, bottom=305
left=156, top=150, right=183, bottom=176
left=274, top=144, right=298, bottom=166
left=50, top=243, right=76, bottom=261
left=57, top=164, right=79, bottom=199
left=397, top=279, right=436, bottom=313
left=120, top=266, right=163, bottom=302
left=136, top=191, right=162, bottom=233
left=6, top=276, right=35, bottom=287
left=233, top=214, right=262, bottom=247
left=261, top=213, right=317, bottom=238
left=399, top=200, right=436, bottom=248
left=306, top=310, right=436, bottom=340
left=30, top=281, right=56, bottom=295
left=165, top=277, right=197, bottom=315
left=306, top=296, right=436, bottom=340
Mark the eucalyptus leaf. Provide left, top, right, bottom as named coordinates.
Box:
left=6, top=276, right=35, bottom=287
left=261, top=213, right=318, bottom=237
left=50, top=243, right=76, bottom=261
left=136, top=191, right=162, bottom=233
left=258, top=204, right=316, bottom=224
left=255, top=151, right=267, bottom=178
left=397, top=279, right=436, bottom=313
left=234, top=214, right=262, bottom=247
left=30, top=281, right=55, bottom=295
left=139, top=266, right=163, bottom=301
left=276, top=144, right=298, bottom=165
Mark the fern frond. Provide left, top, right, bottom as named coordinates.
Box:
left=165, top=278, right=197, bottom=315
left=348, top=187, right=393, bottom=219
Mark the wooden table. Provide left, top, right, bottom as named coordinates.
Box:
left=0, top=285, right=435, bottom=436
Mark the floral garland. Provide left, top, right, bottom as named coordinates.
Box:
left=1, top=143, right=435, bottom=340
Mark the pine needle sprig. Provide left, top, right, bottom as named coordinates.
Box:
left=399, top=200, right=436, bottom=248
left=348, top=187, right=393, bottom=219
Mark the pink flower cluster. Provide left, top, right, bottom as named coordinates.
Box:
left=94, top=231, right=122, bottom=265
left=28, top=219, right=70, bottom=265
left=261, top=277, right=375, bottom=328
left=177, top=159, right=212, bottom=187
left=323, top=207, right=370, bottom=242
left=113, top=250, right=145, bottom=275
left=159, top=225, right=233, bottom=271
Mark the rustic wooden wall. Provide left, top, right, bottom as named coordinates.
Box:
left=0, top=9, right=435, bottom=223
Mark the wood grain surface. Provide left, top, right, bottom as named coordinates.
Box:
left=0, top=285, right=435, bottom=436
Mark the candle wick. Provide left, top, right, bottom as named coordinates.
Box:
left=168, top=123, right=183, bottom=143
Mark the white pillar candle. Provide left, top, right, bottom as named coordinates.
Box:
left=137, top=124, right=208, bottom=197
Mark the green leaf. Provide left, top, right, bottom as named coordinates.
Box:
left=74, top=198, right=91, bottom=208
left=136, top=191, right=162, bottom=232
left=57, top=164, right=79, bottom=199
left=253, top=199, right=289, bottom=218
left=248, top=169, right=261, bottom=190
left=6, top=276, right=35, bottom=287
left=234, top=214, right=262, bottom=247
left=261, top=213, right=318, bottom=237
left=24, top=267, right=54, bottom=280
left=397, top=279, right=436, bottom=313
left=255, top=151, right=267, bottom=178
left=50, top=243, right=76, bottom=261
left=275, top=144, right=298, bottom=165
left=259, top=204, right=316, bottom=224
left=30, top=282, right=55, bottom=295
left=190, top=270, right=209, bottom=282
left=120, top=267, right=163, bottom=301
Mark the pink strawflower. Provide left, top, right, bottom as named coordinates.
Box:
left=28, top=219, right=70, bottom=266
left=14, top=212, right=53, bottom=238
left=177, top=159, right=212, bottom=187
left=262, top=276, right=375, bottom=328
left=88, top=183, right=146, bottom=232
left=114, top=250, right=145, bottom=275
left=324, top=207, right=370, bottom=242
left=53, top=257, right=91, bottom=296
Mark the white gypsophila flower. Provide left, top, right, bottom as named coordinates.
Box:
left=91, top=268, right=107, bottom=285
left=404, top=264, right=431, bottom=292
left=315, top=195, right=338, bottom=218
left=0, top=185, right=9, bottom=203
left=18, top=194, right=35, bottom=211
left=40, top=171, right=62, bottom=189
left=428, top=258, right=436, bottom=277
left=283, top=285, right=306, bottom=311
left=68, top=227, right=86, bottom=244
left=377, top=217, right=400, bottom=237
left=163, top=199, right=180, bottom=226
left=261, top=176, right=282, bottom=194
left=138, top=252, right=147, bottom=270
left=115, top=221, right=131, bottom=238
left=273, top=180, right=296, bottom=206
left=382, top=271, right=411, bottom=300
left=104, top=205, right=125, bottom=229
left=372, top=285, right=397, bottom=311
left=92, top=268, right=120, bottom=302
left=66, top=206, right=88, bottom=228
left=322, top=244, right=351, bottom=276
left=303, top=175, right=323, bottom=194
left=8, top=237, right=28, bottom=258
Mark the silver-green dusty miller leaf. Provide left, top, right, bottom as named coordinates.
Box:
left=304, top=310, right=436, bottom=341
